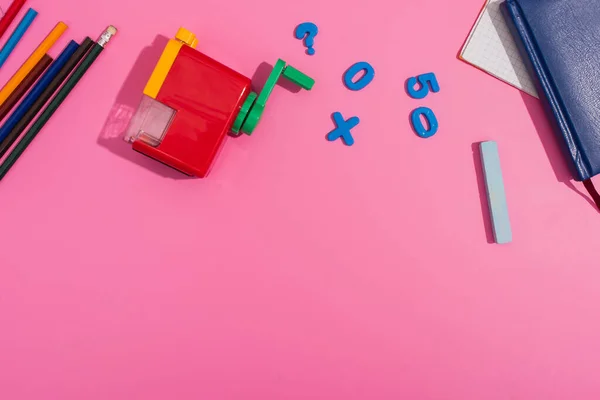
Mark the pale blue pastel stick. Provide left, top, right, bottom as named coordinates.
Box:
left=480, top=141, right=512, bottom=244
left=0, top=8, right=38, bottom=68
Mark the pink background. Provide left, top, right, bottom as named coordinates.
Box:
left=1, top=0, right=600, bottom=398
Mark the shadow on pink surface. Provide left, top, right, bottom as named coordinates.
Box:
left=471, top=142, right=496, bottom=244
left=98, top=38, right=303, bottom=178
left=519, top=92, right=598, bottom=210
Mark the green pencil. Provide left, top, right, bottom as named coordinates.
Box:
left=0, top=25, right=117, bottom=181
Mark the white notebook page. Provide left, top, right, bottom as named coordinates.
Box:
left=460, top=0, right=538, bottom=98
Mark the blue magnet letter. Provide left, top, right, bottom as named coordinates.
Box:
left=407, top=72, right=440, bottom=99
left=327, top=112, right=360, bottom=146
left=343, top=62, right=375, bottom=91
left=410, top=107, right=438, bottom=138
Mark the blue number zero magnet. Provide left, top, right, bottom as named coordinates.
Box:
left=410, top=107, right=438, bottom=138
left=343, top=62, right=375, bottom=91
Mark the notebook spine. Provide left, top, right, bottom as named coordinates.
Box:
left=502, top=0, right=591, bottom=181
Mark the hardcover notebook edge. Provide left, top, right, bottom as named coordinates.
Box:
left=501, top=0, right=591, bottom=182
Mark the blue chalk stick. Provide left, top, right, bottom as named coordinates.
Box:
left=480, top=141, right=512, bottom=244
left=0, top=8, right=38, bottom=68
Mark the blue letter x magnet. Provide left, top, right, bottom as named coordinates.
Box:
left=327, top=112, right=360, bottom=146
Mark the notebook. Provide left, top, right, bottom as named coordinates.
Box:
left=460, top=0, right=538, bottom=98
left=502, top=0, right=600, bottom=209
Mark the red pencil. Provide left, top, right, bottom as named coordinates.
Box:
left=0, top=0, right=26, bottom=40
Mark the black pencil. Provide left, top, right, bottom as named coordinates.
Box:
left=0, top=38, right=94, bottom=158
left=0, top=26, right=116, bottom=180
left=0, top=54, right=52, bottom=121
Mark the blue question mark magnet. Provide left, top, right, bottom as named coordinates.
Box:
left=295, top=22, right=318, bottom=55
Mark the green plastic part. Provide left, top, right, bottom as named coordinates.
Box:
left=240, top=59, right=315, bottom=135
left=282, top=65, right=315, bottom=90
left=256, top=59, right=287, bottom=111
left=241, top=59, right=286, bottom=135
left=231, top=91, right=257, bottom=134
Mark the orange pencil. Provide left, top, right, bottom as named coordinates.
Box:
left=0, top=22, right=67, bottom=106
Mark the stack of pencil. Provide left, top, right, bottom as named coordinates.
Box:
left=0, top=0, right=116, bottom=181
left=0, top=0, right=34, bottom=67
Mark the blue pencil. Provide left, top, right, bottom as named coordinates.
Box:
left=0, top=40, right=79, bottom=148
left=0, top=8, right=38, bottom=68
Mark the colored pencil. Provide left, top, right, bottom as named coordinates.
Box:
left=0, top=0, right=26, bottom=40
left=0, top=22, right=67, bottom=106
left=0, top=8, right=37, bottom=68
left=0, top=27, right=116, bottom=180
left=0, top=53, right=51, bottom=121
left=0, top=39, right=93, bottom=158
left=0, top=41, right=80, bottom=157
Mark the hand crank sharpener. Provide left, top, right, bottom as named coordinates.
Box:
left=124, top=27, right=315, bottom=177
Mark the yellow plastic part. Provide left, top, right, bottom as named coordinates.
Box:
left=175, top=27, right=197, bottom=47
left=143, top=27, right=197, bottom=99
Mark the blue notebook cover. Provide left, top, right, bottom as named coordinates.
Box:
left=502, top=0, right=600, bottom=193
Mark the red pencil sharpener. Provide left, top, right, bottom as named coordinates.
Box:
left=124, top=27, right=315, bottom=177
